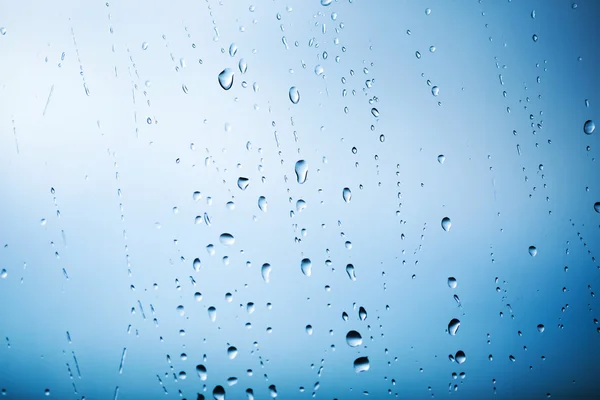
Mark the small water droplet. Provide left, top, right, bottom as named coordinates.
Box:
left=346, top=330, right=362, bottom=347
left=314, top=65, right=324, bottom=76
left=359, top=306, right=367, bottom=321
left=258, top=196, right=268, bottom=212
left=448, top=277, right=457, bottom=288
left=229, top=43, right=238, bottom=57
left=193, top=258, right=201, bottom=271
left=441, top=217, right=452, bottom=231
left=237, top=177, right=250, bottom=190
left=455, top=351, right=466, bottom=364
left=537, top=324, right=545, bottom=333
left=438, top=154, right=445, bottom=164
left=371, top=108, right=380, bottom=117
left=142, top=41, right=149, bottom=50
left=261, top=263, right=272, bottom=283
left=431, top=86, right=440, bottom=96
left=208, top=306, right=217, bottom=322
left=227, top=346, right=238, bottom=359
left=289, top=86, right=300, bottom=104
left=346, top=264, right=356, bottom=281
left=529, top=246, right=537, bottom=257
left=0, top=269, right=7, bottom=279
left=305, top=325, right=313, bottom=335
left=218, top=68, right=234, bottom=90
left=0, top=27, right=6, bottom=36
left=321, top=0, right=333, bottom=6
left=353, top=356, right=370, bottom=373
left=594, top=202, right=600, bottom=213
left=239, top=59, right=247, bottom=74
left=532, top=34, right=538, bottom=42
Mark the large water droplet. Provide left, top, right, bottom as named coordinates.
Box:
left=342, top=187, right=352, bottom=203
left=529, top=246, right=537, bottom=257
left=448, top=318, right=461, bottom=336
left=295, top=160, right=308, bottom=184
left=431, top=86, right=440, bottom=96
left=441, top=217, right=452, bottom=231
left=193, top=258, right=201, bottom=272
left=234, top=177, right=249, bottom=191
left=227, top=346, right=238, bottom=359
left=218, top=68, right=234, bottom=90
left=258, top=196, right=268, bottom=212
left=447, top=277, right=457, bottom=288
left=228, top=43, right=238, bottom=57
left=196, top=364, right=208, bottom=380
left=346, top=330, right=362, bottom=347
left=537, top=324, right=545, bottom=333
left=289, top=86, right=300, bottom=104
left=219, top=233, right=235, bottom=246
left=301, top=258, right=312, bottom=277
left=346, top=264, right=356, bottom=281
left=455, top=351, right=466, bottom=364
left=584, top=120, right=595, bottom=135
left=353, top=356, right=370, bottom=373
left=213, top=385, right=226, bottom=400
left=261, top=263, right=272, bottom=283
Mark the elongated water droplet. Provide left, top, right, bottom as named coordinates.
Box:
left=229, top=43, right=238, bottom=57
left=346, top=264, right=356, bottom=281
left=219, top=233, right=235, bottom=246
left=371, top=108, right=380, bottom=117
left=218, top=68, right=234, bottom=90
left=295, top=160, right=308, bottom=184
left=258, top=196, right=268, bottom=212
left=239, top=59, right=247, bottom=74
left=301, top=258, right=312, bottom=277
left=529, top=246, right=537, bottom=257
left=353, top=356, right=370, bottom=373
left=448, top=277, right=457, bottom=288
left=346, top=330, right=362, bottom=347
left=208, top=306, right=217, bottom=322
left=321, top=0, right=333, bottom=5
left=261, top=263, right=272, bottom=283
left=342, top=187, right=352, bottom=203
left=448, top=318, right=461, bottom=336
left=441, top=217, right=452, bottom=231
left=584, top=120, right=595, bottom=135
left=289, top=86, right=300, bottom=104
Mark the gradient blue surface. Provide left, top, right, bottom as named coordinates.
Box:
left=0, top=0, right=599, bottom=399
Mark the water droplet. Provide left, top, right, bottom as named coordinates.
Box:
left=425, top=8, right=432, bottom=15
left=295, top=160, right=308, bottom=184
left=289, top=86, right=300, bottom=104
left=237, top=177, right=250, bottom=190
left=448, top=277, right=457, bottom=289
left=537, top=324, right=545, bottom=333
left=594, top=202, right=600, bottom=213
left=239, top=59, right=247, bottom=74
left=532, top=34, right=538, bottom=42
left=584, top=120, right=595, bottom=135
left=301, top=258, right=312, bottom=277
left=305, top=325, right=313, bottom=335
left=314, top=65, right=324, bottom=76
left=346, top=264, right=356, bottom=281
left=529, top=246, right=537, bottom=257
left=448, top=318, right=461, bottom=336
left=321, top=0, right=333, bottom=5
left=371, top=108, right=380, bottom=117
left=261, top=263, right=272, bottom=283
left=429, top=45, right=436, bottom=53
left=268, top=385, right=278, bottom=398
left=258, top=196, right=268, bottom=212
left=229, top=43, right=238, bottom=57
left=196, top=364, right=208, bottom=380
left=0, top=269, right=7, bottom=279
left=208, top=306, right=217, bottom=322
left=342, top=187, right=352, bottom=203
left=359, top=306, right=367, bottom=321
left=40, top=218, right=47, bottom=226
left=432, top=86, right=440, bottom=96
left=227, top=346, right=238, bottom=359
left=218, top=68, right=234, bottom=90
left=219, top=233, right=235, bottom=246
left=213, top=385, right=226, bottom=400
left=441, top=217, right=452, bottom=231
left=531, top=10, right=536, bottom=19
left=142, top=41, right=149, bottom=50
left=0, top=27, right=6, bottom=36
left=353, top=356, right=370, bottom=373
left=193, top=191, right=202, bottom=201
left=438, top=154, right=445, bottom=164
left=346, top=330, right=362, bottom=347
left=455, top=351, right=466, bottom=364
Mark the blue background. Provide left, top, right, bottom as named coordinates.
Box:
left=0, top=0, right=599, bottom=398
